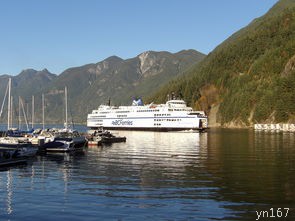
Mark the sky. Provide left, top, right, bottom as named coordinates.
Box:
left=0, top=0, right=278, bottom=75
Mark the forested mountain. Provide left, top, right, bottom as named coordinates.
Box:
left=148, top=0, right=295, bottom=127
left=0, top=50, right=204, bottom=124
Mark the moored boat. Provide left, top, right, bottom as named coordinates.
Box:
left=34, top=87, right=87, bottom=152
left=100, top=131, right=126, bottom=143
left=0, top=148, right=27, bottom=167
left=0, top=145, right=38, bottom=167
left=38, top=128, right=87, bottom=152
left=88, top=129, right=126, bottom=145
left=0, top=137, right=38, bottom=156
left=87, top=136, right=102, bottom=146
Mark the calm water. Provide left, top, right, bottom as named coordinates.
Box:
left=0, top=128, right=295, bottom=220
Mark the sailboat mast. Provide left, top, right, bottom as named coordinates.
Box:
left=0, top=81, right=9, bottom=118
left=20, top=97, right=29, bottom=131
left=42, top=93, right=45, bottom=130
left=7, top=78, right=11, bottom=130
left=32, top=95, right=34, bottom=129
left=10, top=96, right=13, bottom=128
left=18, top=96, right=21, bottom=129
left=65, top=86, right=68, bottom=129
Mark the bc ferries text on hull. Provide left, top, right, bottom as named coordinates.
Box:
left=87, top=98, right=208, bottom=132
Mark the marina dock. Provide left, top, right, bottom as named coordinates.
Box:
left=254, top=123, right=295, bottom=132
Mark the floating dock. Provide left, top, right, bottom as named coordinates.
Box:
left=87, top=140, right=101, bottom=146
left=254, top=124, right=295, bottom=132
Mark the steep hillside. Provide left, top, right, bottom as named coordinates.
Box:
left=148, top=0, right=295, bottom=127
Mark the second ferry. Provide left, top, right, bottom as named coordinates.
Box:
left=87, top=96, right=208, bottom=132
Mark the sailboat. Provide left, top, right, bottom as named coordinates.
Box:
left=40, top=86, right=86, bottom=152
left=0, top=78, right=37, bottom=166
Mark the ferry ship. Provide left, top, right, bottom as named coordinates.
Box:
left=87, top=97, right=208, bottom=132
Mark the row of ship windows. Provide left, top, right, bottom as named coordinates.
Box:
left=98, top=111, right=131, bottom=114
left=93, top=109, right=188, bottom=114
left=137, top=109, right=160, bottom=112
left=171, top=109, right=188, bottom=111
left=91, top=115, right=107, bottom=118
left=93, top=119, right=103, bottom=122
left=136, top=109, right=187, bottom=112
left=90, top=117, right=182, bottom=121
left=100, top=110, right=132, bottom=113
left=117, top=115, right=127, bottom=117
left=91, top=113, right=173, bottom=118
left=154, top=119, right=181, bottom=121
left=154, top=113, right=171, bottom=116
left=93, top=110, right=160, bottom=114
left=170, top=102, right=185, bottom=105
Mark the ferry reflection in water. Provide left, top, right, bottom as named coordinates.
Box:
left=0, top=129, right=295, bottom=220
left=97, top=131, right=209, bottom=187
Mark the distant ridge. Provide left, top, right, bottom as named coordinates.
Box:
left=0, top=49, right=205, bottom=124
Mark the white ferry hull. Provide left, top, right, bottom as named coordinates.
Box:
left=87, top=99, right=208, bottom=132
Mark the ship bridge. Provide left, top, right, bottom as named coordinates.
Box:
left=166, top=100, right=187, bottom=108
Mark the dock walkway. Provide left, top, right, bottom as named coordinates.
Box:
left=254, top=124, right=295, bottom=132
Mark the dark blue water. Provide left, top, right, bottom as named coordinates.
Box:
left=1, top=128, right=295, bottom=220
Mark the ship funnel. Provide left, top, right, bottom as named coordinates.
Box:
left=132, top=98, right=144, bottom=106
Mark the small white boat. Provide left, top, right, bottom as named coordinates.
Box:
left=0, top=137, right=38, bottom=156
